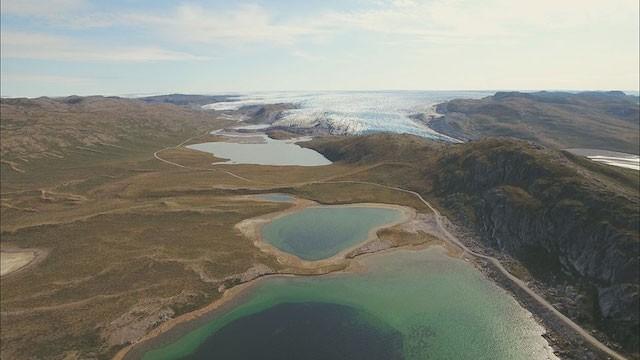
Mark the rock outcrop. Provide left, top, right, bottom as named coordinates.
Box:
left=433, top=139, right=639, bottom=352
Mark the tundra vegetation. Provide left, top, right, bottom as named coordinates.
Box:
left=1, top=95, right=638, bottom=359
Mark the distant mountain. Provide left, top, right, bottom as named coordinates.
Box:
left=430, top=91, right=640, bottom=154
left=0, top=96, right=224, bottom=163
left=306, top=133, right=639, bottom=355
left=139, top=94, right=233, bottom=108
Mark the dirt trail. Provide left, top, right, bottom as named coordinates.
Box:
left=153, top=130, right=253, bottom=182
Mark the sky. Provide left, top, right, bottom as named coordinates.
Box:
left=1, top=0, right=639, bottom=97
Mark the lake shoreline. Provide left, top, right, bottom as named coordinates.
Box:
left=115, top=201, right=437, bottom=360
left=186, top=131, right=332, bottom=167
left=237, top=199, right=415, bottom=269
left=115, top=197, right=575, bottom=360
left=117, top=242, right=459, bottom=360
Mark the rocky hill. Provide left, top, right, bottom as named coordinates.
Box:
left=430, top=91, right=640, bottom=154
left=305, top=134, right=640, bottom=355
left=433, top=139, right=639, bottom=352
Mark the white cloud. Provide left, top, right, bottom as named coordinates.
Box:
left=1, top=0, right=120, bottom=28
left=1, top=0, right=637, bottom=91
left=3, top=1, right=637, bottom=55
left=116, top=0, right=639, bottom=51
left=1, top=31, right=209, bottom=62
left=126, top=4, right=327, bottom=46
left=1, top=0, right=86, bottom=17
left=1, top=73, right=93, bottom=84
left=291, top=50, right=323, bottom=61
left=319, top=0, right=639, bottom=42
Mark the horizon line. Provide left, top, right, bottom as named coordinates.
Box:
left=2, top=88, right=639, bottom=99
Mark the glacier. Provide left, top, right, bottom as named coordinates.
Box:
left=202, top=91, right=492, bottom=141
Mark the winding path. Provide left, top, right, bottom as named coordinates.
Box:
left=153, top=131, right=253, bottom=182
left=153, top=131, right=627, bottom=360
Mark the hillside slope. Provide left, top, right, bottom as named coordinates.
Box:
left=306, top=134, right=640, bottom=355
left=0, top=96, right=276, bottom=359
left=0, top=96, right=226, bottom=163
left=138, top=94, right=231, bottom=108
left=430, top=91, right=640, bottom=153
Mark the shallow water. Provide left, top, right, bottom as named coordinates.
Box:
left=262, top=206, right=404, bottom=260
left=186, top=136, right=331, bottom=166
left=141, top=247, right=557, bottom=360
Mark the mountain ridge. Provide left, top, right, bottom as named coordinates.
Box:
left=429, top=91, right=640, bottom=153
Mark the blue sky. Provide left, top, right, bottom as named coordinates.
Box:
left=1, top=0, right=639, bottom=97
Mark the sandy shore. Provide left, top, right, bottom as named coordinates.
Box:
left=236, top=199, right=416, bottom=270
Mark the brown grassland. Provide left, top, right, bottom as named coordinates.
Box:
left=2, top=96, right=638, bottom=359
left=0, top=98, right=437, bottom=359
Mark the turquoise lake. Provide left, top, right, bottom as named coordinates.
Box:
left=141, top=247, right=557, bottom=360
left=261, top=206, right=405, bottom=261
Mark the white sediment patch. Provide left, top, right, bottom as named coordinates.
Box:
left=1, top=250, right=37, bottom=276
left=565, top=148, right=640, bottom=171
left=202, top=97, right=266, bottom=111
left=232, top=124, right=271, bottom=130
left=587, top=156, right=640, bottom=170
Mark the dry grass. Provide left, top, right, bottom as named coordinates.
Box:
left=291, top=182, right=431, bottom=212
left=1, top=174, right=289, bottom=359
left=377, top=227, right=440, bottom=247
left=0, top=129, right=435, bottom=359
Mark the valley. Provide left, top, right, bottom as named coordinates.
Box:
left=1, top=94, right=638, bottom=360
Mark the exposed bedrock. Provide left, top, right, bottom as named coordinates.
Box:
left=433, top=141, right=639, bottom=353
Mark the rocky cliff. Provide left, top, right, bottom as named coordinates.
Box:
left=433, top=139, right=639, bottom=353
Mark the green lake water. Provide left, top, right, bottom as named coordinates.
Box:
left=261, top=206, right=405, bottom=261
left=141, top=247, right=557, bottom=360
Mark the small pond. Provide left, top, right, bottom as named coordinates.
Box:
left=262, top=206, right=405, bottom=261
